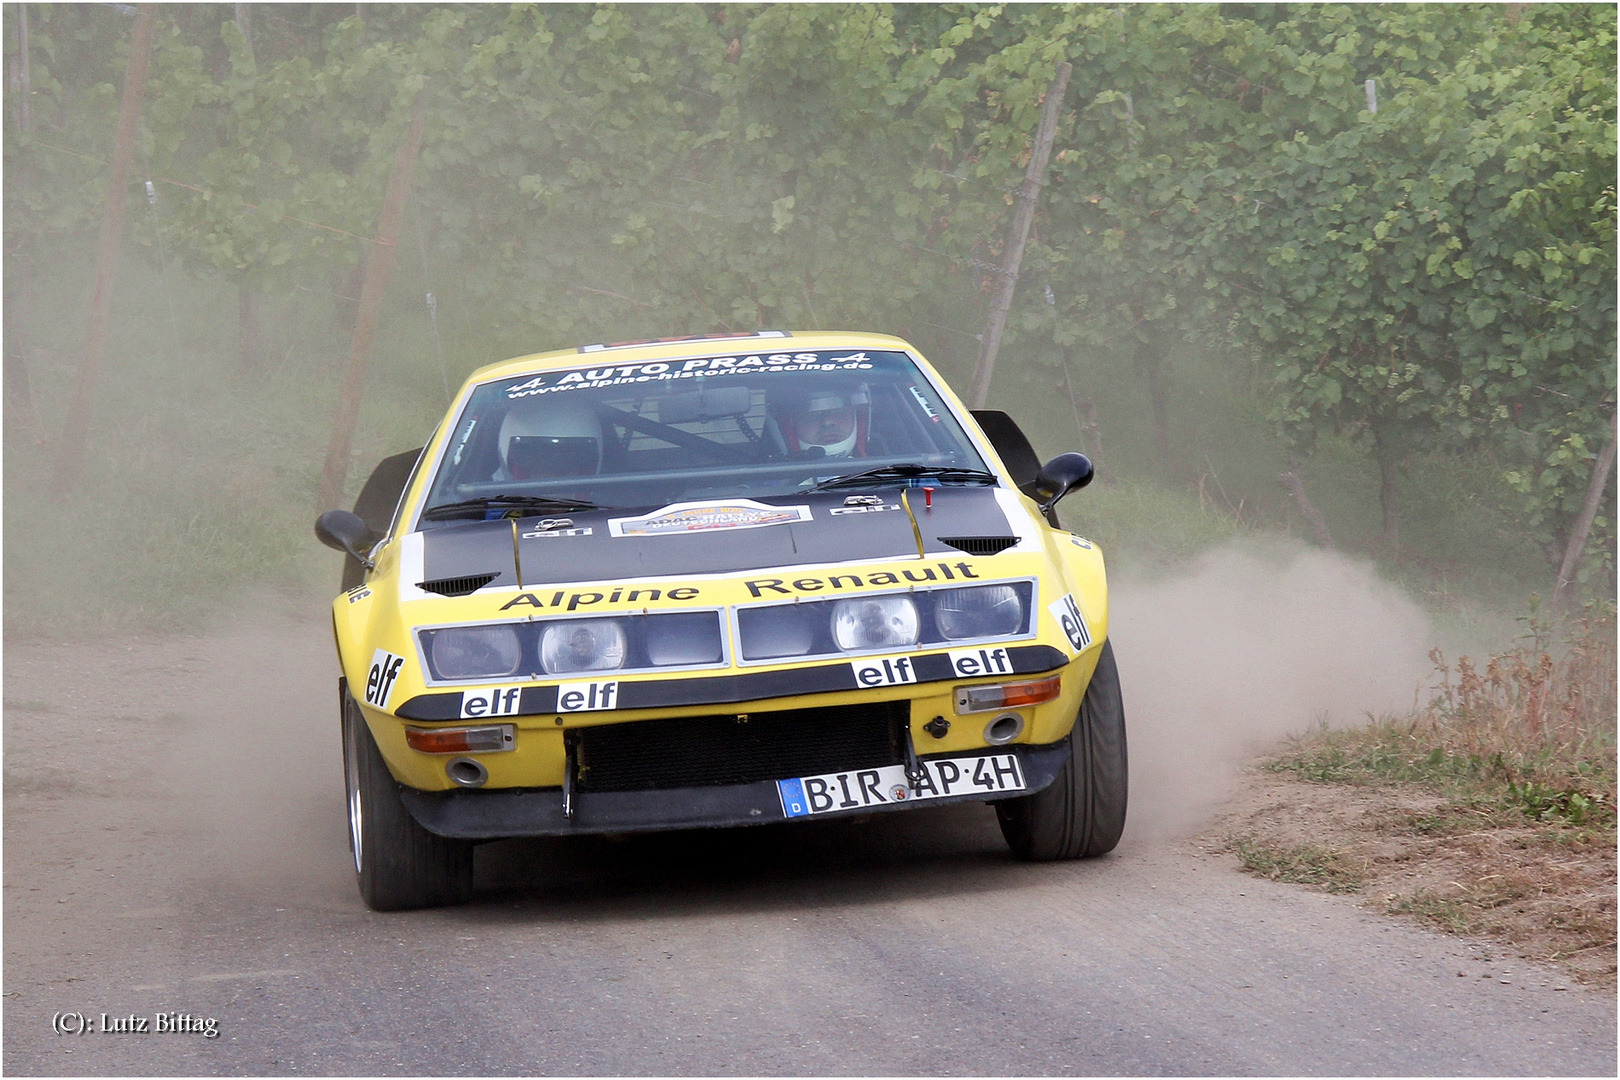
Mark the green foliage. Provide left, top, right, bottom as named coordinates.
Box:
left=1506, top=778, right=1599, bottom=827
left=4, top=3, right=1613, bottom=619
left=1198, top=5, right=1616, bottom=565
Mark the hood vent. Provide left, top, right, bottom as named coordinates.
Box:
left=418, top=572, right=499, bottom=597
left=938, top=536, right=1018, bottom=557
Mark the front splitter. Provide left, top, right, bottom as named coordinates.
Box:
left=399, top=740, right=1071, bottom=840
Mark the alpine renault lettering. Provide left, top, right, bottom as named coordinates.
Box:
left=317, top=331, right=1126, bottom=910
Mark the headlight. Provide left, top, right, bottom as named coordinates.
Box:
left=540, top=619, right=626, bottom=674
left=737, top=606, right=816, bottom=660
left=429, top=625, right=522, bottom=680
left=831, top=596, right=919, bottom=651
left=935, top=585, right=1025, bottom=640
left=644, top=612, right=724, bottom=666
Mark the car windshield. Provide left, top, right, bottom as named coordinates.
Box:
left=417, top=348, right=993, bottom=523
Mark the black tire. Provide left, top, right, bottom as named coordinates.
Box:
left=342, top=693, right=473, bottom=911
left=996, top=638, right=1128, bottom=860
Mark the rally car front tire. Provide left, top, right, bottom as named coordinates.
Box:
left=342, top=693, right=474, bottom=911
left=996, top=639, right=1127, bottom=860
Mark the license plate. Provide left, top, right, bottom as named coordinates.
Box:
left=777, top=754, right=1025, bottom=818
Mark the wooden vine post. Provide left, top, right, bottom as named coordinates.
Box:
left=317, top=90, right=428, bottom=511
left=1551, top=416, right=1617, bottom=614
left=966, top=61, right=1072, bottom=411
left=55, top=3, right=155, bottom=486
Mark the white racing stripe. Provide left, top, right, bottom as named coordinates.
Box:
left=991, top=487, right=1043, bottom=552
left=396, top=532, right=430, bottom=602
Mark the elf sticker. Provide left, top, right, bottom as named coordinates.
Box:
left=556, top=680, right=619, bottom=712
left=366, top=649, right=406, bottom=708
left=460, top=686, right=525, bottom=719
left=851, top=656, right=917, bottom=687
left=1047, top=594, right=1092, bottom=654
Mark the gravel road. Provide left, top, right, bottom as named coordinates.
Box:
left=4, top=600, right=1614, bottom=1076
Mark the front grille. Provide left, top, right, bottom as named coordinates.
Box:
left=573, top=701, right=908, bottom=792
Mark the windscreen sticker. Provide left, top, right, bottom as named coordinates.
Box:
left=908, top=384, right=941, bottom=422
left=451, top=416, right=477, bottom=465
left=1047, top=594, right=1093, bottom=654
left=608, top=499, right=812, bottom=538
left=503, top=352, right=875, bottom=399
left=365, top=649, right=406, bottom=709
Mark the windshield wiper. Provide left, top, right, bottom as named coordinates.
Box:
left=421, top=494, right=604, bottom=521
left=807, top=463, right=998, bottom=492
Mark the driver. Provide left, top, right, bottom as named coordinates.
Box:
left=781, top=388, right=868, bottom=458
left=496, top=398, right=603, bottom=479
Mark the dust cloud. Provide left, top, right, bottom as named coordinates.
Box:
left=148, top=598, right=354, bottom=900
left=139, top=541, right=1438, bottom=886
left=14, top=544, right=1442, bottom=904
left=1109, top=539, right=1436, bottom=840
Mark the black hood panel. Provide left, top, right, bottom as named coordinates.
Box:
left=418, top=487, right=1019, bottom=588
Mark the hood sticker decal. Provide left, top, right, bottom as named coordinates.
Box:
left=419, top=487, right=1013, bottom=588
left=608, top=499, right=812, bottom=538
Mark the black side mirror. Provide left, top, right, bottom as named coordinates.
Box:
left=1032, top=452, right=1094, bottom=512
left=315, top=510, right=378, bottom=570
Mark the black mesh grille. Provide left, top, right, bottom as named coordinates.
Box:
left=573, top=701, right=908, bottom=792
left=939, top=535, right=1018, bottom=556
left=419, top=573, right=499, bottom=596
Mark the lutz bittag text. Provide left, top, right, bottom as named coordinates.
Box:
left=53, top=1011, right=219, bottom=1039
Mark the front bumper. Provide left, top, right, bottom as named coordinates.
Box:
left=399, top=740, right=1071, bottom=840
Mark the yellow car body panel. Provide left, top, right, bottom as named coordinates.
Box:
left=336, top=544, right=1107, bottom=792
left=325, top=331, right=1110, bottom=837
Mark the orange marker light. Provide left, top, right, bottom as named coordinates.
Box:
left=953, top=676, right=1061, bottom=715
left=405, top=725, right=515, bottom=754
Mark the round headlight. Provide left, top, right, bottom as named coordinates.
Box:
left=831, top=596, right=919, bottom=651
left=540, top=619, right=626, bottom=674
left=935, top=584, right=1024, bottom=640
left=430, top=625, right=522, bottom=680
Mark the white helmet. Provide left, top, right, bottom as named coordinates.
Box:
left=786, top=389, right=863, bottom=458
left=498, top=398, right=602, bottom=479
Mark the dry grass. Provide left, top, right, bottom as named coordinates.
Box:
left=1220, top=608, right=1617, bottom=985
left=1232, top=836, right=1366, bottom=893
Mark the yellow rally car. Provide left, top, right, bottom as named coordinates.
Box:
left=316, top=331, right=1125, bottom=910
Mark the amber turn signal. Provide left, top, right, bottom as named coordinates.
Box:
left=404, top=724, right=515, bottom=754
left=953, top=675, right=1061, bottom=715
